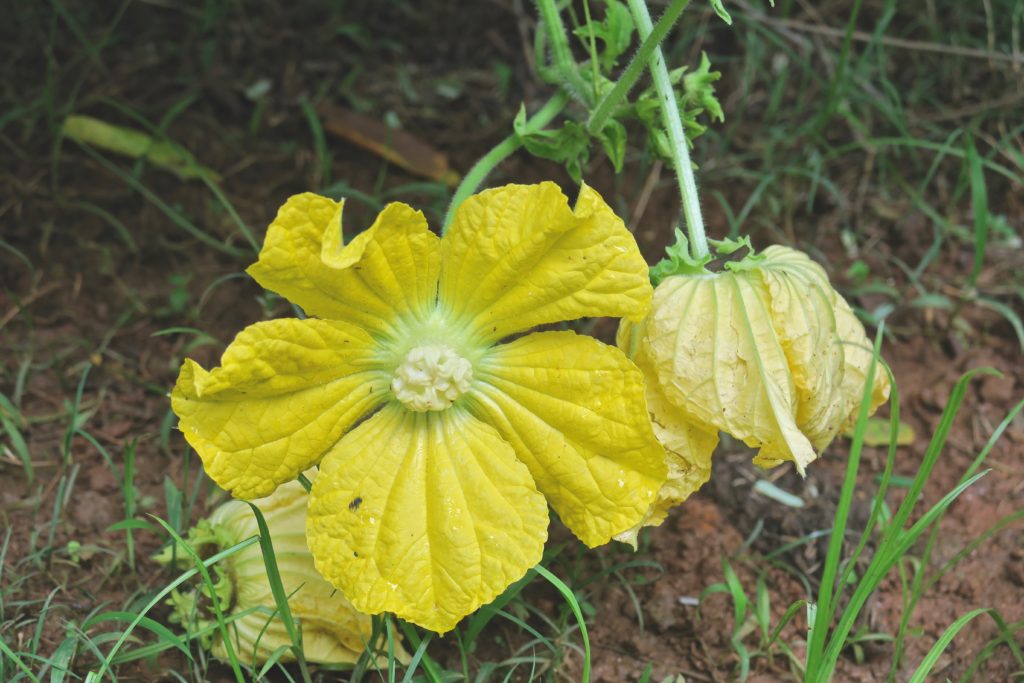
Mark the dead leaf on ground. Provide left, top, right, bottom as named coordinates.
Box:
left=318, top=104, right=459, bottom=186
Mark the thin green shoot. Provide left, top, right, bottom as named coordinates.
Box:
left=398, top=621, right=446, bottom=683
left=959, top=619, right=1024, bottom=681
left=975, top=296, right=1024, bottom=354
left=58, top=198, right=139, bottom=252
left=965, top=133, right=989, bottom=289
left=442, top=91, right=569, bottom=233
left=300, top=98, right=332, bottom=187
left=110, top=604, right=266, bottom=665
left=806, top=363, right=1007, bottom=679
left=909, top=609, right=1019, bottom=683
left=890, top=394, right=1024, bottom=676
left=83, top=611, right=193, bottom=662
left=0, top=392, right=33, bottom=484
left=805, top=326, right=883, bottom=679
left=835, top=362, right=900, bottom=593
left=0, top=638, right=40, bottom=683
left=61, top=364, right=92, bottom=464
left=399, top=630, right=434, bottom=683
left=72, top=143, right=249, bottom=258
left=534, top=0, right=590, bottom=102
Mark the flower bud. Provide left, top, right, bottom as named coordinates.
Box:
left=617, top=245, right=889, bottom=543
left=159, top=473, right=391, bottom=666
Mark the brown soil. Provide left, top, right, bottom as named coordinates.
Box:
left=1, top=1, right=1021, bottom=682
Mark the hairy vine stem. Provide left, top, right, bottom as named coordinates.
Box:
left=627, top=0, right=710, bottom=260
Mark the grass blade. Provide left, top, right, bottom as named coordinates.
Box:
left=84, top=526, right=257, bottom=683
left=532, top=564, right=591, bottom=682
left=244, top=503, right=313, bottom=683
left=83, top=611, right=192, bottom=661
left=805, top=325, right=885, bottom=680
left=908, top=608, right=991, bottom=683
left=965, top=134, right=989, bottom=289
left=0, top=638, right=41, bottom=683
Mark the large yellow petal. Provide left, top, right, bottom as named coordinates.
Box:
left=647, top=273, right=817, bottom=471
left=307, top=405, right=548, bottom=634
left=439, top=182, right=652, bottom=343
left=247, top=194, right=441, bottom=337
left=467, top=331, right=667, bottom=547
left=171, top=318, right=389, bottom=499
left=613, top=325, right=719, bottom=547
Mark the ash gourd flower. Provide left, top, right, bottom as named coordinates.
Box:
left=157, top=472, right=387, bottom=665
left=615, top=234, right=891, bottom=545
left=171, top=182, right=668, bottom=633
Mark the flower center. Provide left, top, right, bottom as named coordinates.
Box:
left=391, top=343, right=473, bottom=412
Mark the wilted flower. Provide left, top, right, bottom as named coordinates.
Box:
left=171, top=182, right=666, bottom=632
left=159, top=475, right=383, bottom=666
left=617, top=242, right=890, bottom=543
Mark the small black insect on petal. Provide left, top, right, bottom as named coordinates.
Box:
left=348, top=496, right=363, bottom=511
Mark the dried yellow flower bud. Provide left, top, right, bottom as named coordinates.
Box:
left=160, top=473, right=393, bottom=666
left=617, top=245, right=890, bottom=544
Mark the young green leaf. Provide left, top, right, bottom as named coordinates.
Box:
left=514, top=118, right=592, bottom=182
left=597, top=119, right=628, bottom=172
left=62, top=115, right=220, bottom=182
left=573, top=0, right=635, bottom=71
left=708, top=0, right=733, bottom=25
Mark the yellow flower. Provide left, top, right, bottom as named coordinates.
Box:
left=617, top=245, right=890, bottom=543
left=171, top=182, right=666, bottom=633
left=160, top=474, right=385, bottom=666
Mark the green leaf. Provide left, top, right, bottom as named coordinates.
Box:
left=720, top=236, right=769, bottom=271
left=50, top=636, right=78, bottom=683
left=597, top=119, right=627, bottom=172
left=514, top=118, right=591, bottom=183
left=709, top=0, right=733, bottom=25
left=683, top=53, right=725, bottom=123
left=712, top=235, right=755, bottom=257
left=650, top=229, right=712, bottom=282
left=630, top=52, right=723, bottom=162
left=573, top=0, right=635, bottom=71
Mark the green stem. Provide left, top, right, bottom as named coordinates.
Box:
left=626, top=0, right=709, bottom=260
left=535, top=0, right=591, bottom=102
left=582, top=0, right=601, bottom=101
left=586, top=0, right=691, bottom=136
left=442, top=90, right=570, bottom=233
